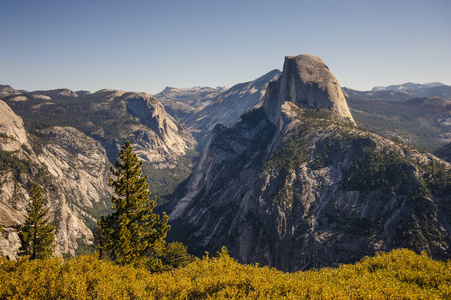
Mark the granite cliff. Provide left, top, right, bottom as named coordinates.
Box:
left=168, top=54, right=451, bottom=271
left=264, top=55, right=355, bottom=128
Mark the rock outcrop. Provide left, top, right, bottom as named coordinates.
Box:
left=0, top=100, right=29, bottom=152
left=168, top=54, right=451, bottom=271
left=124, top=92, right=193, bottom=160
left=0, top=85, right=20, bottom=98
left=263, top=55, right=355, bottom=127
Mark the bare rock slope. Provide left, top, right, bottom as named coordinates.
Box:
left=156, top=70, right=281, bottom=148
left=0, top=100, right=29, bottom=151
left=264, top=55, right=355, bottom=127
left=168, top=54, right=451, bottom=271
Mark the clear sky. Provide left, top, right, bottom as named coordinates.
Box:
left=1, top=0, right=450, bottom=94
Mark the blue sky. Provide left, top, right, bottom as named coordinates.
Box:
left=1, top=0, right=450, bottom=94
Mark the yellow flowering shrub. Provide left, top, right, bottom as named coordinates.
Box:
left=1, top=248, right=450, bottom=299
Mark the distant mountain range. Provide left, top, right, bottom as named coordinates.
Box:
left=372, top=82, right=445, bottom=92
left=154, top=79, right=451, bottom=153
left=156, top=70, right=281, bottom=149
left=343, top=82, right=451, bottom=101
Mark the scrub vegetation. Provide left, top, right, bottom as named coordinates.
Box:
left=1, top=248, right=450, bottom=299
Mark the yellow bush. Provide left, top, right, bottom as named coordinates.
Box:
left=1, top=248, right=450, bottom=299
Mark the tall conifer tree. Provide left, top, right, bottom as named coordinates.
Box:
left=19, top=182, right=55, bottom=259
left=97, top=141, right=170, bottom=266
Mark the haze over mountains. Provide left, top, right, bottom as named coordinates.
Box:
left=0, top=55, right=450, bottom=271
left=343, top=82, right=451, bottom=102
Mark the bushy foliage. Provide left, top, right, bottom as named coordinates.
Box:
left=0, top=248, right=450, bottom=299
left=160, top=242, right=195, bottom=271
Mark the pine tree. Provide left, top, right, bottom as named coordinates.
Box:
left=18, top=182, right=55, bottom=259
left=160, top=242, right=194, bottom=270
left=97, top=141, right=170, bottom=267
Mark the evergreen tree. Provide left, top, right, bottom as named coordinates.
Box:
left=160, top=242, right=194, bottom=270
left=97, top=141, right=170, bottom=267
left=18, top=182, right=55, bottom=259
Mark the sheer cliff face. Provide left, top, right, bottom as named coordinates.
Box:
left=122, top=92, right=196, bottom=165
left=84, top=90, right=196, bottom=166
left=264, top=55, right=355, bottom=127
left=169, top=55, right=451, bottom=271
left=0, top=100, right=28, bottom=151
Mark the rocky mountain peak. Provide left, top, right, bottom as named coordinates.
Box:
left=0, top=85, right=20, bottom=98
left=124, top=92, right=169, bottom=135
left=0, top=100, right=29, bottom=151
left=263, top=54, right=355, bottom=127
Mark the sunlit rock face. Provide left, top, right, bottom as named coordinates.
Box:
left=0, top=100, right=29, bottom=152
left=264, top=54, right=355, bottom=128
left=168, top=54, right=450, bottom=272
